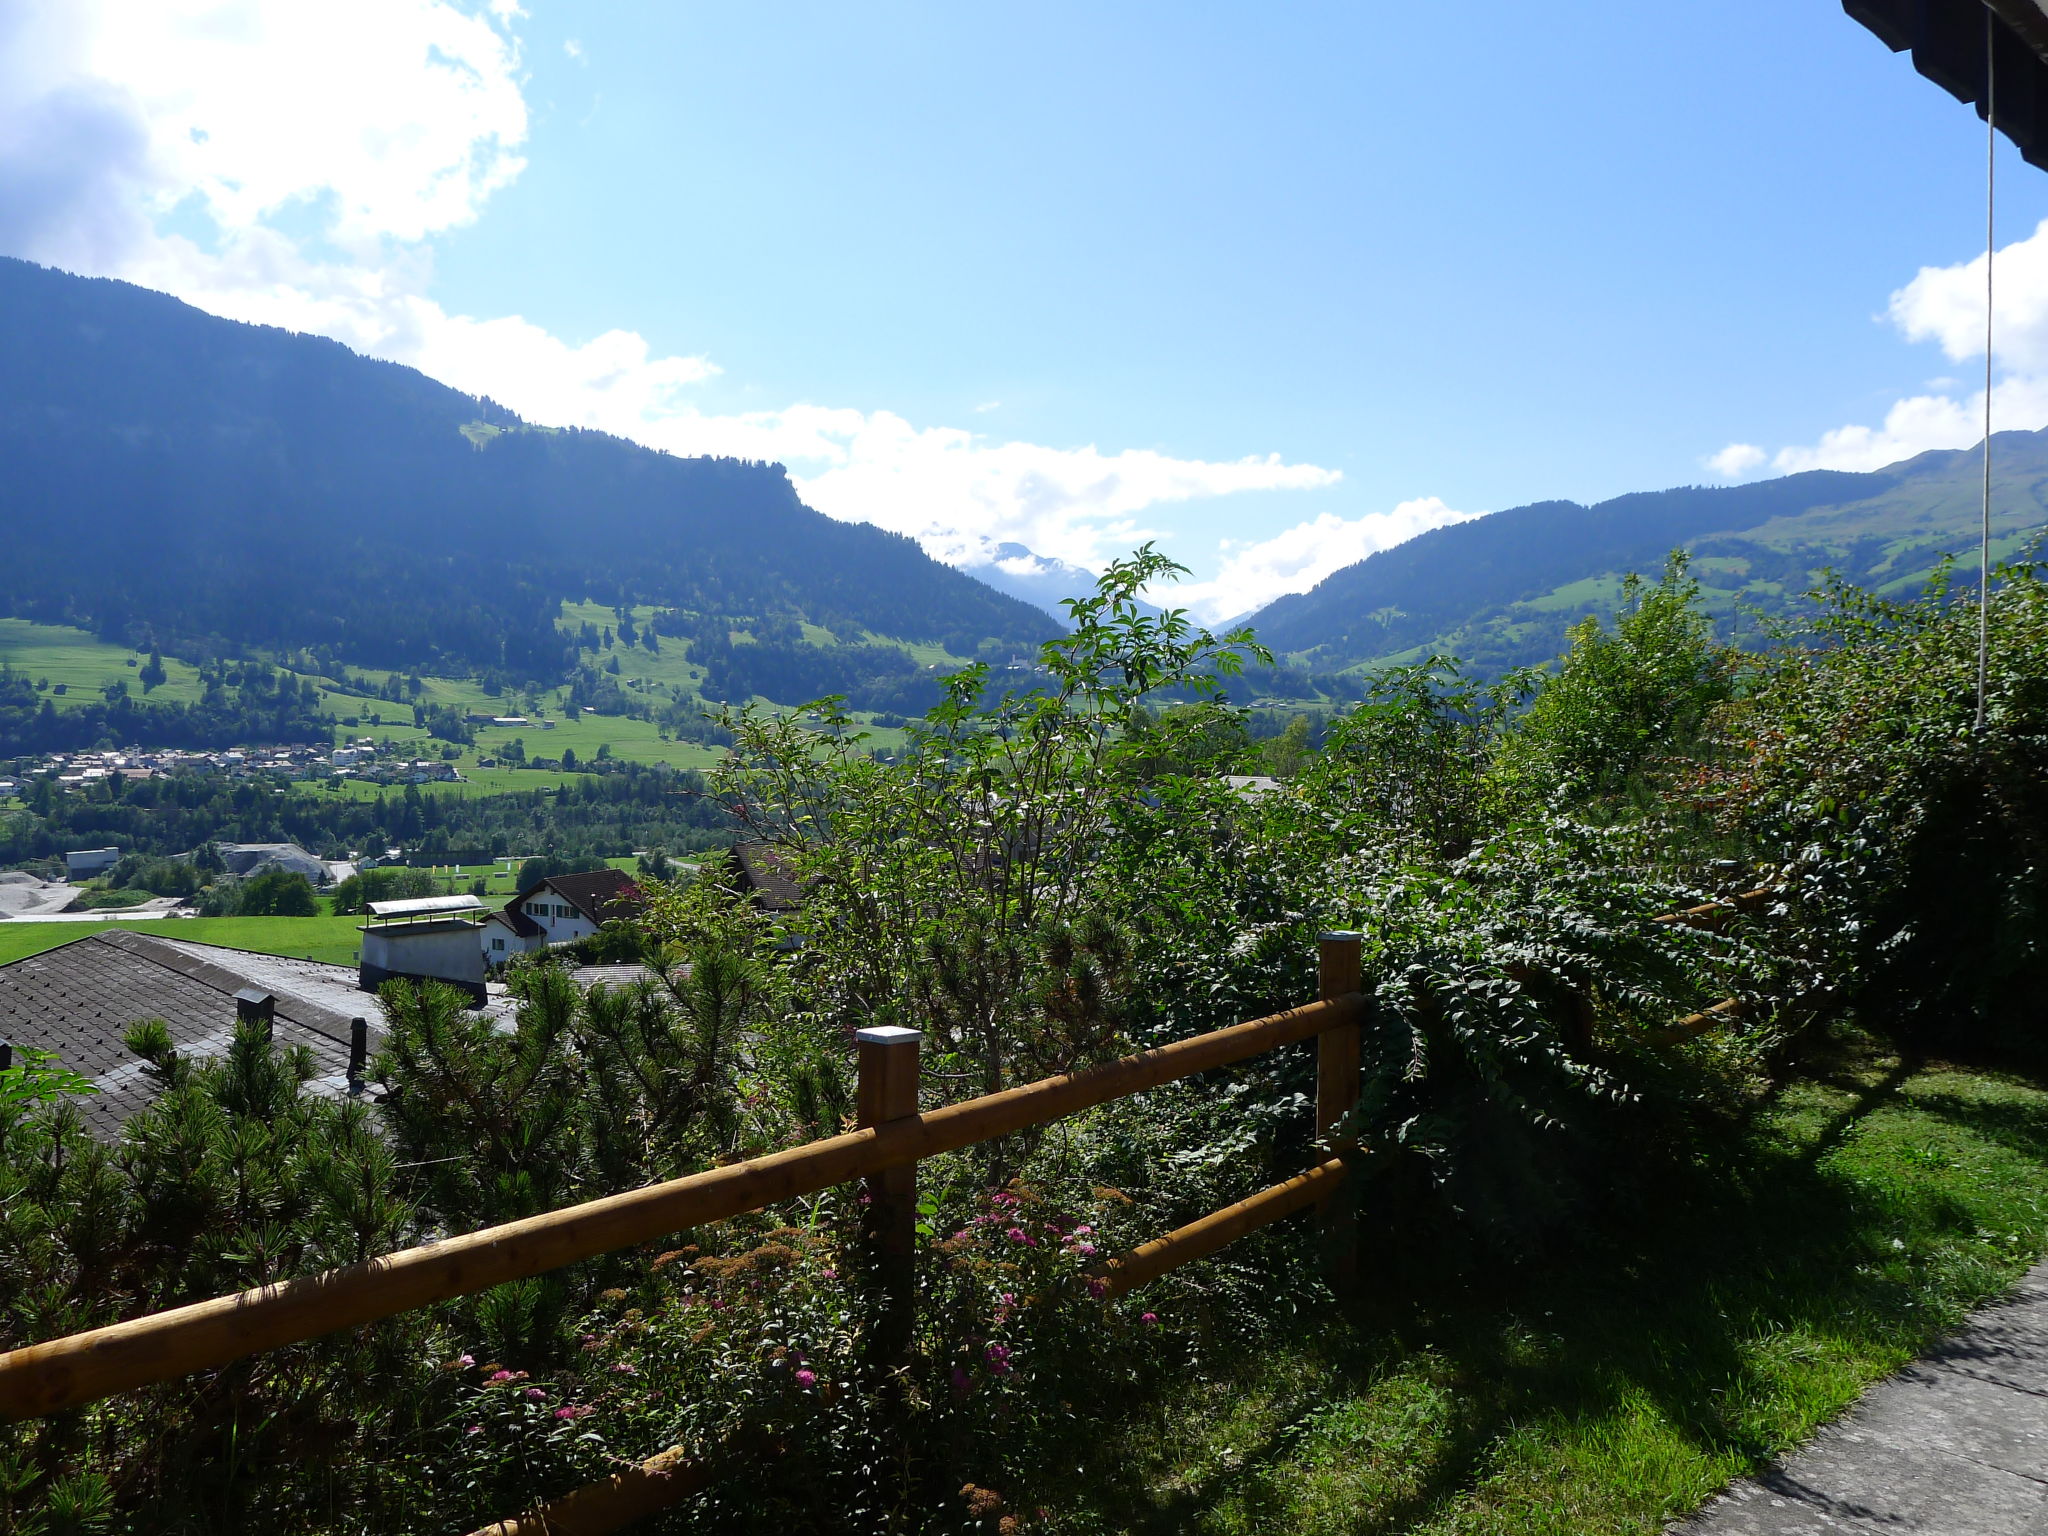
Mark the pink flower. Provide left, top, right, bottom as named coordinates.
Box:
left=1073, top=1225, right=1093, bottom=1237
left=950, top=1364, right=973, bottom=1396
left=524, top=1387, right=547, bottom=1402
left=465, top=1424, right=483, bottom=1436
left=999, top=1292, right=1016, bottom=1305
left=1006, top=1226, right=1027, bottom=1243
left=553, top=1404, right=593, bottom=1420
left=1085, top=1277, right=1107, bottom=1299
left=952, top=1230, right=971, bottom=1242
left=487, top=1369, right=514, bottom=1383
left=1141, top=1312, right=1159, bottom=1325
left=1074, top=1243, right=1097, bottom=1257
left=610, top=1361, right=638, bottom=1375
left=822, top=1268, right=837, bottom=1280
left=458, top=1353, right=476, bottom=1367
left=794, top=1368, right=817, bottom=1388
left=983, top=1343, right=1013, bottom=1375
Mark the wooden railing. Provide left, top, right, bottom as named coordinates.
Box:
left=1, top=896, right=1771, bottom=1534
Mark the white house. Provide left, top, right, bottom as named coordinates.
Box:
left=480, top=868, right=646, bottom=965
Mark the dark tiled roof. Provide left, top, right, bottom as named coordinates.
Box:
left=0, top=930, right=372, bottom=1140
left=726, top=841, right=806, bottom=912
left=536, top=868, right=646, bottom=925
left=488, top=902, right=545, bottom=938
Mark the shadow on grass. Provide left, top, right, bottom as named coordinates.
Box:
left=1064, top=1062, right=2048, bottom=1536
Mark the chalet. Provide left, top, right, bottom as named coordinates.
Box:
left=723, top=840, right=807, bottom=914
left=479, top=868, right=647, bottom=964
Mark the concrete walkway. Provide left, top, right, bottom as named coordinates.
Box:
left=1671, top=1259, right=2048, bottom=1534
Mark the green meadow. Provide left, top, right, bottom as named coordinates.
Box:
left=0, top=619, right=209, bottom=710
left=0, top=912, right=373, bottom=968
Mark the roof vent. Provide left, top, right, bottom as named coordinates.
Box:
left=234, top=988, right=276, bottom=1036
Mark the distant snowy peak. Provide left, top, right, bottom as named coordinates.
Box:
left=954, top=541, right=1161, bottom=622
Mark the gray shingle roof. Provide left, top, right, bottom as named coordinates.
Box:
left=0, top=930, right=377, bottom=1139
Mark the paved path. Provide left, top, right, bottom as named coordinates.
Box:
left=1671, top=1259, right=2048, bottom=1534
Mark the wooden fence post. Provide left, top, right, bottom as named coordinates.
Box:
left=1316, top=932, right=1363, bottom=1285
left=855, top=1025, right=922, bottom=1369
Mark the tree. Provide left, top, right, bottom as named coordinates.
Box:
left=236, top=868, right=319, bottom=916
left=709, top=545, right=1264, bottom=1099
left=139, top=646, right=167, bottom=693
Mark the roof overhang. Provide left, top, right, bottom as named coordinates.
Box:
left=1847, top=0, right=2048, bottom=170
left=367, top=894, right=485, bottom=919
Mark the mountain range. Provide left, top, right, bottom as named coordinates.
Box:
left=8, top=254, right=2048, bottom=710
left=1244, top=435, right=2048, bottom=674
left=0, top=258, right=1056, bottom=683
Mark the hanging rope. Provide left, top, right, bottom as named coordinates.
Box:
left=1978, top=4, right=1996, bottom=735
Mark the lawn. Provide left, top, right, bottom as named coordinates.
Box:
left=0, top=618, right=209, bottom=710
left=0, top=913, right=373, bottom=968
left=1053, top=1045, right=2048, bottom=1534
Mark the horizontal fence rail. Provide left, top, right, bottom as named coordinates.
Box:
left=1096, top=1156, right=1350, bottom=1299
left=0, top=992, right=1364, bottom=1421
left=462, top=1443, right=717, bottom=1536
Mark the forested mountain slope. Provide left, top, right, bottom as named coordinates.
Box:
left=0, top=259, right=1056, bottom=681
left=1246, top=432, right=2048, bottom=673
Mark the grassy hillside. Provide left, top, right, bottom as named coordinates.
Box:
left=0, top=620, right=210, bottom=710
left=0, top=913, right=372, bottom=968
left=1246, top=429, right=2048, bottom=675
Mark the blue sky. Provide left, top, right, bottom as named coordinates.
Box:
left=5, top=1, right=2047, bottom=617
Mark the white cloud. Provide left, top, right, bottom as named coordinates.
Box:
left=1166, top=498, right=1481, bottom=623
left=563, top=38, right=583, bottom=61
left=0, top=0, right=1337, bottom=579
left=98, top=0, right=523, bottom=248
left=1705, top=442, right=1765, bottom=479
left=1725, top=218, right=2048, bottom=476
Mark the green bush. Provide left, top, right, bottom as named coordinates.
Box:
left=235, top=867, right=319, bottom=917
left=1710, top=558, right=2048, bottom=1057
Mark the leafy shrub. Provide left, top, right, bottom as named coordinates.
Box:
left=234, top=867, right=318, bottom=916
left=1708, top=558, right=2048, bottom=1056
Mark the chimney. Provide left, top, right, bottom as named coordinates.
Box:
left=234, top=988, right=276, bottom=1039
left=0, top=1039, right=11, bottom=1073
left=348, top=1017, right=368, bottom=1094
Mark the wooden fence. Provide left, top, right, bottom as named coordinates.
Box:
left=0, top=893, right=1769, bottom=1534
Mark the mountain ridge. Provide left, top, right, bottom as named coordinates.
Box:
left=1243, top=436, right=2048, bottom=673
left=0, top=258, right=1058, bottom=684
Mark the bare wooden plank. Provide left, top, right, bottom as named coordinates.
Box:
left=463, top=1443, right=712, bottom=1536
left=1654, top=996, right=1750, bottom=1043
left=1098, top=1157, right=1350, bottom=1298
left=1652, top=888, right=1775, bottom=930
